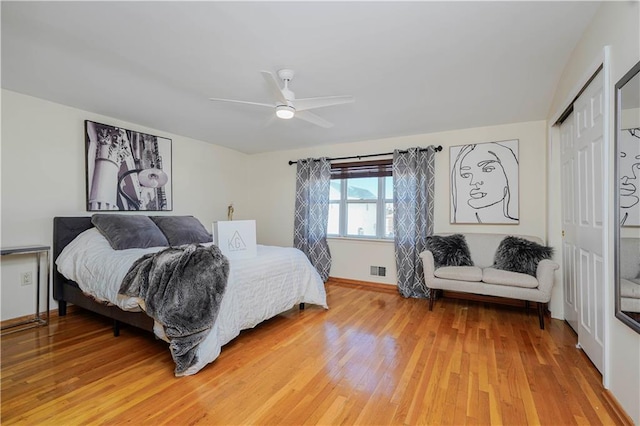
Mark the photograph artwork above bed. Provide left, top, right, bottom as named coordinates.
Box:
left=85, top=120, right=173, bottom=211
left=54, top=215, right=328, bottom=376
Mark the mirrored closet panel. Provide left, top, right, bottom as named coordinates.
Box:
left=614, top=60, right=640, bottom=334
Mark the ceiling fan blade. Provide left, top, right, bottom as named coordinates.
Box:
left=209, top=97, right=273, bottom=108
left=295, top=111, right=334, bottom=128
left=263, top=114, right=277, bottom=127
left=294, top=95, right=354, bottom=111
left=261, top=71, right=288, bottom=104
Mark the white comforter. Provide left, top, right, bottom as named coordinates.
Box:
left=56, top=228, right=328, bottom=375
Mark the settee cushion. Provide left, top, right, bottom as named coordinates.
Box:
left=620, top=238, right=640, bottom=279
left=621, top=297, right=640, bottom=312
left=426, top=234, right=473, bottom=268
left=621, top=278, right=640, bottom=299
left=482, top=267, right=539, bottom=288
left=434, top=266, right=482, bottom=282
left=494, top=236, right=553, bottom=276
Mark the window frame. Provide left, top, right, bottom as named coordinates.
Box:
left=328, top=159, right=393, bottom=240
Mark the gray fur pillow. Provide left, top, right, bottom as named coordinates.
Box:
left=494, top=236, right=553, bottom=277
left=92, top=214, right=169, bottom=250
left=426, top=234, right=474, bottom=268
left=151, top=216, right=212, bottom=246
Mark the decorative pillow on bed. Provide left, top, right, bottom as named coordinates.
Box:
left=150, top=216, right=212, bottom=246
left=91, top=214, right=169, bottom=250
left=493, top=236, right=553, bottom=277
left=426, top=234, right=474, bottom=268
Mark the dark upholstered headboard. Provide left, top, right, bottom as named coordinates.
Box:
left=52, top=216, right=154, bottom=333
left=53, top=217, right=93, bottom=259
left=53, top=217, right=93, bottom=301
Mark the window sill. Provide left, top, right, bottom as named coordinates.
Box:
left=327, top=236, right=394, bottom=244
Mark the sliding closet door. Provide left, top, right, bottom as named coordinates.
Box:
left=560, top=70, right=605, bottom=373
left=561, top=113, right=579, bottom=334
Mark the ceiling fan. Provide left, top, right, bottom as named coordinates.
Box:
left=209, top=69, right=354, bottom=128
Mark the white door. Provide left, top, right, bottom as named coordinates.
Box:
left=560, top=113, right=579, bottom=333
left=560, top=70, right=605, bottom=373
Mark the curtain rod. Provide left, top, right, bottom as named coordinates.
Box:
left=287, top=145, right=442, bottom=165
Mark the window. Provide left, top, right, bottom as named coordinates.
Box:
left=328, top=159, right=393, bottom=239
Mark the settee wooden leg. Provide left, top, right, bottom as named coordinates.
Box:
left=428, top=290, right=434, bottom=311
left=299, top=303, right=305, bottom=310
left=113, top=320, right=120, bottom=337
left=538, top=303, right=545, bottom=330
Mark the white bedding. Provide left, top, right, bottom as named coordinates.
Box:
left=56, top=228, right=328, bottom=376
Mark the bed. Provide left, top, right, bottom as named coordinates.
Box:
left=53, top=216, right=328, bottom=376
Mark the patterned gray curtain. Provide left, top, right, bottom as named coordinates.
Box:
left=293, top=158, right=332, bottom=282
left=393, top=147, right=436, bottom=298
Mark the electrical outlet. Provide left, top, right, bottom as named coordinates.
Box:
left=21, top=272, right=33, bottom=286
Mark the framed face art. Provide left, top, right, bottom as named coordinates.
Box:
left=450, top=139, right=519, bottom=224
left=85, top=120, right=172, bottom=211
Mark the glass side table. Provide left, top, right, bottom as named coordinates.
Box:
left=1, top=245, right=50, bottom=333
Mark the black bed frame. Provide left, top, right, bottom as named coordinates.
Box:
left=53, top=216, right=305, bottom=337
left=53, top=217, right=154, bottom=336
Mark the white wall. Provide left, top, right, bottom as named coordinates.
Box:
left=246, top=120, right=553, bottom=302
left=1, top=3, right=634, bottom=418
left=0, top=89, right=249, bottom=320
left=547, top=1, right=640, bottom=423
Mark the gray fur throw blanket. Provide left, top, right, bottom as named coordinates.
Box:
left=119, top=244, right=229, bottom=376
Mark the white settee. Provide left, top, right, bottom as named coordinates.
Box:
left=420, top=233, right=559, bottom=329
left=620, top=237, right=640, bottom=313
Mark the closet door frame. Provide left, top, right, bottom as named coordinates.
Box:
left=547, top=47, right=611, bottom=386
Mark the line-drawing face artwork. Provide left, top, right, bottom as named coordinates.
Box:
left=450, top=140, right=519, bottom=224
left=620, top=128, right=640, bottom=226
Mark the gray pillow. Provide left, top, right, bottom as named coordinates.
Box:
left=426, top=234, right=474, bottom=268
left=494, top=236, right=553, bottom=277
left=150, top=216, right=212, bottom=246
left=91, top=214, right=169, bottom=250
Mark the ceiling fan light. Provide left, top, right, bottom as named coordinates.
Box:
left=276, top=105, right=295, bottom=119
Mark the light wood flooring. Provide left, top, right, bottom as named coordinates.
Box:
left=1, top=281, right=621, bottom=425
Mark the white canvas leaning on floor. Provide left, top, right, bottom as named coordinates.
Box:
left=450, top=139, right=519, bottom=225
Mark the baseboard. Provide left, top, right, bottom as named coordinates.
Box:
left=0, top=305, right=80, bottom=330
left=602, top=390, right=634, bottom=426
left=1, top=312, right=49, bottom=335
left=326, top=276, right=398, bottom=294
left=1, top=311, right=50, bottom=329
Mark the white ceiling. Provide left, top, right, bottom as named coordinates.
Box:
left=1, top=1, right=600, bottom=154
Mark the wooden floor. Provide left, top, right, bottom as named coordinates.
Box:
left=1, top=281, right=621, bottom=425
